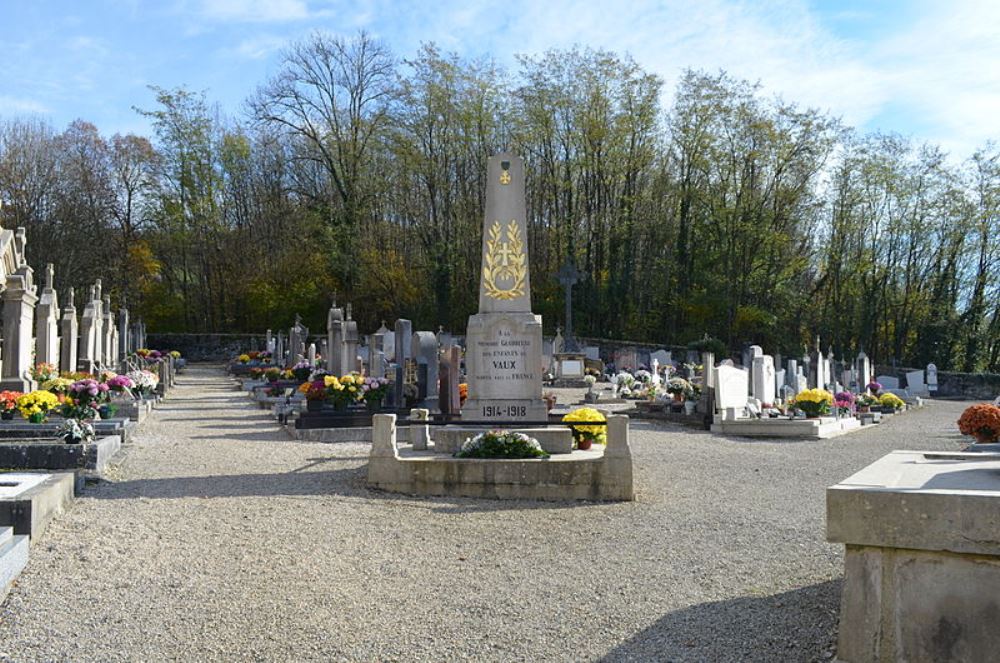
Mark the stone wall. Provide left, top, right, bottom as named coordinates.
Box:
left=875, top=364, right=1000, bottom=400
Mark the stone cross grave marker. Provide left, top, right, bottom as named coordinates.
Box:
left=556, top=260, right=582, bottom=352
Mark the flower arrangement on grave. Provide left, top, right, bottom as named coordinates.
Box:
left=613, top=372, right=635, bottom=393
left=170, top=351, right=182, bottom=359
left=264, top=367, right=282, bottom=383
left=126, top=369, right=159, bottom=397
left=361, top=376, right=390, bottom=407
left=640, top=383, right=661, bottom=401
left=866, top=381, right=882, bottom=394
left=60, top=371, right=91, bottom=381
left=458, top=383, right=468, bottom=406
left=634, top=369, right=652, bottom=384
left=562, top=407, right=607, bottom=450
left=856, top=393, right=877, bottom=410
left=792, top=388, right=833, bottom=417
left=237, top=353, right=251, bottom=364
left=291, top=361, right=313, bottom=383
left=583, top=374, right=597, bottom=389
left=17, top=390, right=59, bottom=423
left=248, top=351, right=260, bottom=361
left=665, top=377, right=691, bottom=400
left=0, top=390, right=22, bottom=420
left=834, top=391, right=855, bottom=414
left=249, top=367, right=264, bottom=379
left=57, top=418, right=95, bottom=445
left=879, top=393, right=905, bottom=412
left=957, top=403, right=1000, bottom=444
left=258, top=350, right=272, bottom=364
left=684, top=382, right=702, bottom=402
left=69, top=379, right=111, bottom=408
left=103, top=373, right=135, bottom=396
left=302, top=379, right=328, bottom=401
left=31, top=362, right=59, bottom=382
left=280, top=369, right=294, bottom=380
left=136, top=348, right=151, bottom=358
left=455, top=430, right=549, bottom=459
left=41, top=377, right=74, bottom=399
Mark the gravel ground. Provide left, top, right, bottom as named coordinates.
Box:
left=0, top=365, right=973, bottom=662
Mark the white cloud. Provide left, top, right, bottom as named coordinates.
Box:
left=198, top=0, right=310, bottom=22
left=0, top=95, right=51, bottom=115
left=229, top=35, right=287, bottom=59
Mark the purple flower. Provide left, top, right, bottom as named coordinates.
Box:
left=867, top=381, right=882, bottom=393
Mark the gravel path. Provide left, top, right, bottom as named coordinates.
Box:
left=0, top=365, right=973, bottom=662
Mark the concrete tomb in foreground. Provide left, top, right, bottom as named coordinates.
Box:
left=828, top=450, right=1000, bottom=662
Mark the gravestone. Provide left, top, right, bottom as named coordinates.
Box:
left=378, top=320, right=395, bottom=361
left=927, top=363, right=938, bottom=393
left=720, top=358, right=735, bottom=367
left=411, top=331, right=439, bottom=405
left=77, top=285, right=99, bottom=373
left=275, top=332, right=285, bottom=367
left=342, top=304, right=359, bottom=373
left=436, top=326, right=453, bottom=352
left=556, top=260, right=582, bottom=351
left=118, top=307, right=130, bottom=364
left=60, top=288, right=78, bottom=374
left=876, top=375, right=899, bottom=390
left=0, top=251, right=38, bottom=392
left=461, top=153, right=545, bottom=421
left=774, top=369, right=786, bottom=399
left=326, top=301, right=344, bottom=374
left=393, top=319, right=413, bottom=406
left=584, top=346, right=600, bottom=361
left=266, top=328, right=273, bottom=353
left=906, top=370, right=927, bottom=397
left=751, top=355, right=776, bottom=405
left=102, top=294, right=114, bottom=367
left=701, top=352, right=715, bottom=388
left=437, top=345, right=462, bottom=416
left=786, top=359, right=798, bottom=391
left=714, top=364, right=749, bottom=421
left=810, top=338, right=826, bottom=390
left=552, top=327, right=564, bottom=355
left=34, top=263, right=59, bottom=366
left=307, top=343, right=316, bottom=366
left=92, top=280, right=104, bottom=365
left=650, top=349, right=671, bottom=367
left=856, top=350, right=872, bottom=389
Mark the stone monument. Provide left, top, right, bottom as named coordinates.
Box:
left=461, top=152, right=546, bottom=421
left=34, top=263, right=59, bottom=365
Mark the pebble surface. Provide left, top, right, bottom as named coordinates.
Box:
left=0, top=366, right=972, bottom=662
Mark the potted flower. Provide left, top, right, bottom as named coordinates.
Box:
left=264, top=367, right=281, bottom=383
left=866, top=380, right=882, bottom=395
left=104, top=374, right=135, bottom=399
left=856, top=393, right=877, bottom=413
left=879, top=392, right=905, bottom=413
left=583, top=374, right=599, bottom=403
left=17, top=390, right=60, bottom=423
left=41, top=377, right=74, bottom=401
left=291, top=361, right=313, bottom=383
left=57, top=418, right=95, bottom=445
left=237, top=353, right=251, bottom=365
left=302, top=379, right=329, bottom=412
left=0, top=391, right=22, bottom=420
left=458, top=383, right=468, bottom=407
left=361, top=376, right=391, bottom=412
left=666, top=377, right=691, bottom=403
left=126, top=369, right=159, bottom=399
left=31, top=362, right=59, bottom=383
left=68, top=379, right=111, bottom=419
left=834, top=391, right=855, bottom=415
left=792, top=388, right=833, bottom=418
left=957, top=403, right=1000, bottom=444
left=684, top=383, right=701, bottom=415
left=562, top=407, right=607, bottom=450
left=613, top=372, right=635, bottom=397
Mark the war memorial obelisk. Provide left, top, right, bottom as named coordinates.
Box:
left=461, top=153, right=547, bottom=421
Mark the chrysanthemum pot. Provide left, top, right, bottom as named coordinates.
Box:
left=577, top=437, right=593, bottom=451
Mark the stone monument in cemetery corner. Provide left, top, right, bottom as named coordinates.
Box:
left=461, top=152, right=546, bottom=421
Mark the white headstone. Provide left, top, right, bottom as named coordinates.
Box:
left=906, top=370, right=927, bottom=397
left=926, top=363, right=938, bottom=392
left=751, top=355, right=776, bottom=405
left=714, top=364, right=749, bottom=413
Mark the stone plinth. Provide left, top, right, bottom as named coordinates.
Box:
left=367, top=414, right=634, bottom=501
left=0, top=472, right=75, bottom=539
left=711, top=416, right=862, bottom=439
left=828, top=450, right=1000, bottom=662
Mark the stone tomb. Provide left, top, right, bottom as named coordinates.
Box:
left=0, top=472, right=74, bottom=540
left=828, top=451, right=1000, bottom=662
left=713, top=364, right=749, bottom=421
left=461, top=153, right=546, bottom=422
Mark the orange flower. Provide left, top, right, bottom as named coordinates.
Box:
left=957, top=403, right=1000, bottom=442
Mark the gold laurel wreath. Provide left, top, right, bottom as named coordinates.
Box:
left=483, top=220, right=526, bottom=300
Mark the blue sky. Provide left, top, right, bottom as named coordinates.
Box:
left=2, top=0, right=998, bottom=157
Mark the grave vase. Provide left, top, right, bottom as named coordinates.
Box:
left=28, top=412, right=46, bottom=424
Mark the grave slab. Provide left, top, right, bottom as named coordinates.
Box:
left=0, top=472, right=74, bottom=540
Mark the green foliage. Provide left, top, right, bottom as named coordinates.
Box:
left=454, top=431, right=550, bottom=459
